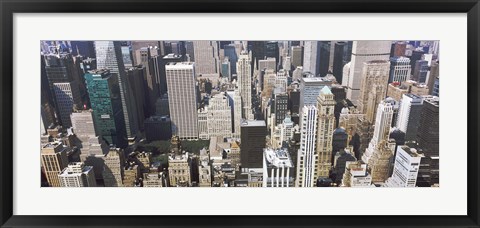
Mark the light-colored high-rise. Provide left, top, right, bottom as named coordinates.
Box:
left=303, top=41, right=319, bottom=76
left=237, top=51, right=254, bottom=120
left=316, top=87, right=336, bottom=178
left=103, top=148, right=124, bottom=187
left=193, top=41, right=219, bottom=75
left=362, top=100, right=395, bottom=183
left=207, top=93, right=233, bottom=138
left=275, top=69, right=288, bottom=92
left=357, top=60, right=391, bottom=123
left=41, top=142, right=69, bottom=187
left=296, top=106, right=318, bottom=187
left=227, top=89, right=242, bottom=139
left=341, top=161, right=373, bottom=187
left=384, top=145, right=422, bottom=187
left=263, top=148, right=294, bottom=187
left=346, top=41, right=391, bottom=103
left=58, top=162, right=96, bottom=187
left=165, top=62, right=198, bottom=140
left=258, top=57, right=276, bottom=72
left=396, top=93, right=424, bottom=141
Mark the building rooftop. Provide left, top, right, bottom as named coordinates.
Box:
left=264, top=148, right=293, bottom=168
left=241, top=119, right=266, bottom=127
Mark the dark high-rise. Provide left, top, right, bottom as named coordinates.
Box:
left=416, top=97, right=439, bottom=186
left=84, top=69, right=127, bottom=148
left=249, top=41, right=266, bottom=70
left=410, top=50, right=424, bottom=72
left=413, top=60, right=429, bottom=83
left=274, top=89, right=288, bottom=125
left=265, top=41, right=279, bottom=69
left=333, top=41, right=347, bottom=83
left=319, top=41, right=331, bottom=77
left=240, top=120, right=267, bottom=168
left=224, top=44, right=238, bottom=75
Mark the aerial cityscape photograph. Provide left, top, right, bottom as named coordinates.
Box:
left=40, top=40, right=439, bottom=188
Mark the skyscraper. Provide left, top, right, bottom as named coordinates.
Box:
left=240, top=120, right=267, bottom=169
left=296, top=105, right=318, bottom=187
left=52, top=81, right=82, bottom=127
left=193, top=40, right=219, bottom=75
left=389, top=57, right=411, bottom=83
left=333, top=41, right=347, bottom=84
left=396, top=94, right=424, bottom=141
left=165, top=62, right=199, bottom=140
left=58, top=162, right=96, bottom=187
left=318, top=41, right=331, bottom=77
left=384, top=145, right=422, bottom=187
left=361, top=100, right=395, bottom=183
left=346, top=41, right=391, bottom=103
left=224, top=44, right=238, bottom=75
left=291, top=46, right=303, bottom=68
left=316, top=87, right=336, bottom=178
left=84, top=69, right=127, bottom=148
left=237, top=51, right=253, bottom=120
left=298, top=77, right=333, bottom=123
left=41, top=142, right=69, bottom=187
left=103, top=148, right=124, bottom=187
left=206, top=93, right=233, bottom=138
left=412, top=60, right=429, bottom=83
left=302, top=41, right=321, bottom=76
left=357, top=60, right=390, bottom=123
left=95, top=41, right=138, bottom=139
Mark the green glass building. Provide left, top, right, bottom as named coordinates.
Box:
left=84, top=69, right=127, bottom=148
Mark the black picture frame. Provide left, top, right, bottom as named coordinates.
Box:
left=1, top=0, right=479, bottom=227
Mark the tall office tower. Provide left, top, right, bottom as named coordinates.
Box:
left=409, top=50, right=424, bottom=72
left=333, top=41, right=348, bottom=84
left=384, top=145, right=422, bottom=187
left=274, top=88, right=289, bottom=126
left=165, top=62, right=198, bottom=140
left=168, top=154, right=192, bottom=187
left=144, top=54, right=161, bottom=115
left=302, top=41, right=320, bottom=76
left=283, top=56, right=292, bottom=72
left=126, top=66, right=147, bottom=129
left=226, top=89, right=242, bottom=139
left=131, top=41, right=161, bottom=64
left=120, top=42, right=133, bottom=68
left=390, top=41, right=407, bottom=57
left=427, top=60, right=439, bottom=95
left=41, top=142, right=69, bottom=187
left=103, top=148, right=124, bottom=187
left=249, top=41, right=266, bottom=70
left=240, top=120, right=267, bottom=169
left=159, top=53, right=183, bottom=96
left=433, top=78, right=439, bottom=97
left=346, top=41, right=391, bottom=103
left=357, top=60, right=390, bottom=123
left=224, top=44, right=238, bottom=75
left=412, top=60, right=429, bottom=83
left=185, top=41, right=195, bottom=62
left=389, top=57, right=411, bottom=83
left=52, top=82, right=82, bottom=127
left=207, top=93, right=233, bottom=138
left=197, top=108, right=208, bottom=140
left=95, top=41, right=138, bottom=139
left=341, top=161, right=372, bottom=187
left=43, top=53, right=85, bottom=125
left=417, top=96, right=439, bottom=181
left=193, top=41, right=219, bottom=75
left=263, top=148, right=294, bottom=187
left=292, top=66, right=303, bottom=81
left=362, top=100, right=395, bottom=183
left=84, top=70, right=127, bottom=148
left=265, top=41, right=280, bottom=68
left=298, top=77, right=333, bottom=123
left=237, top=51, right=254, bottom=120
left=291, top=46, right=303, bottom=68
left=315, top=87, right=336, bottom=178
left=258, top=57, right=277, bottom=72
left=221, top=58, right=231, bottom=79
left=318, top=41, right=331, bottom=77
left=396, top=94, right=424, bottom=141
left=58, top=162, right=96, bottom=187
left=341, top=62, right=351, bottom=87
left=296, top=106, right=318, bottom=187
left=275, top=69, right=288, bottom=91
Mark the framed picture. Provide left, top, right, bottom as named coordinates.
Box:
left=1, top=0, right=479, bottom=227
